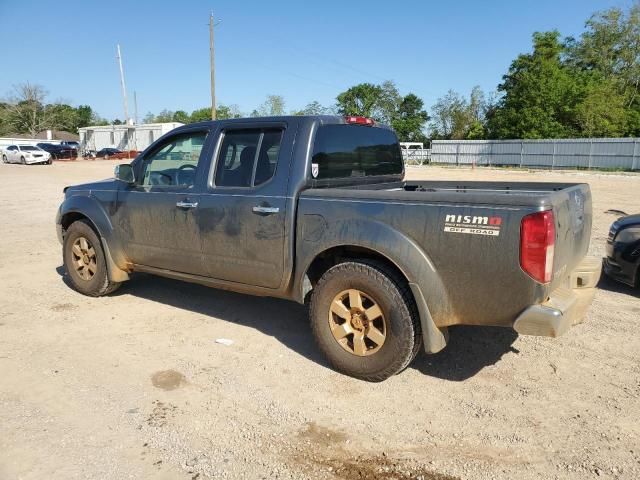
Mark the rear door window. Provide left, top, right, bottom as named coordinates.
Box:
left=214, top=128, right=283, bottom=187
left=311, top=125, right=403, bottom=179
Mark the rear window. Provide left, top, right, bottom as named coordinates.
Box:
left=311, top=125, right=403, bottom=179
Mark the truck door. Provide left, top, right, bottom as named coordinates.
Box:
left=114, top=128, right=211, bottom=275
left=197, top=123, right=295, bottom=289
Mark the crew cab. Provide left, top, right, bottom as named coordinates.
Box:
left=56, top=116, right=600, bottom=381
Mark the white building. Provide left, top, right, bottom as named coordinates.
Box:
left=78, top=123, right=183, bottom=152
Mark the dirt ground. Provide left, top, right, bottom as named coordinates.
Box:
left=1, top=161, right=639, bottom=480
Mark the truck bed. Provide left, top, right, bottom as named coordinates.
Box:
left=297, top=180, right=592, bottom=329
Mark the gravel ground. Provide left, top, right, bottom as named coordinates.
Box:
left=0, top=161, right=639, bottom=480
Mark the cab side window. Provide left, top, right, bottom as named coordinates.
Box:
left=140, top=131, right=207, bottom=187
left=214, top=128, right=282, bottom=187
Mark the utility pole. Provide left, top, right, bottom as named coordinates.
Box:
left=116, top=44, right=130, bottom=124
left=208, top=13, right=222, bottom=121
left=134, top=90, right=139, bottom=125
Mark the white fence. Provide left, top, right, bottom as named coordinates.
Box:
left=429, top=138, right=640, bottom=170
left=402, top=148, right=431, bottom=165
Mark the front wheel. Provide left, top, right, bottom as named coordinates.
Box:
left=20, top=156, right=26, bottom=165
left=63, top=220, right=121, bottom=297
left=309, top=261, right=421, bottom=382
left=2, top=155, right=7, bottom=163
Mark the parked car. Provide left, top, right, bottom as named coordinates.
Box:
left=60, top=141, right=80, bottom=150
left=94, top=148, right=122, bottom=159
left=36, top=143, right=76, bottom=160
left=604, top=214, right=640, bottom=288
left=2, top=145, right=51, bottom=165
left=56, top=115, right=600, bottom=381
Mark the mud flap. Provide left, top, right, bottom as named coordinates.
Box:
left=101, top=237, right=130, bottom=283
left=409, top=283, right=448, bottom=353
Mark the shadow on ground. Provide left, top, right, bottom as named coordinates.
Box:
left=57, top=268, right=520, bottom=381
left=411, top=326, right=518, bottom=381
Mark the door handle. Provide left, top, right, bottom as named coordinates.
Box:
left=252, top=205, right=280, bottom=215
left=176, top=200, right=198, bottom=209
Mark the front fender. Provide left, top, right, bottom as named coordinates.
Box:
left=294, top=216, right=451, bottom=353
left=57, top=193, right=129, bottom=282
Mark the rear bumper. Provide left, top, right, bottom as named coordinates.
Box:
left=513, top=256, right=600, bottom=337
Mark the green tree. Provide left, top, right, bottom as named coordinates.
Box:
left=566, top=3, right=640, bottom=135
left=391, top=93, right=429, bottom=142
left=0, top=102, right=11, bottom=136
left=153, top=109, right=175, bottom=123
left=487, top=31, right=582, bottom=139
left=429, top=90, right=469, bottom=139
left=76, top=105, right=94, bottom=130
left=291, top=100, right=332, bottom=116
left=376, top=81, right=402, bottom=123
left=172, top=110, right=190, bottom=123
left=567, top=5, right=640, bottom=105
left=336, top=83, right=384, bottom=119
left=46, top=103, right=78, bottom=132
left=575, top=77, right=629, bottom=137
left=255, top=95, right=286, bottom=116
left=215, top=104, right=242, bottom=120
left=189, top=108, right=211, bottom=123
left=6, top=82, right=51, bottom=136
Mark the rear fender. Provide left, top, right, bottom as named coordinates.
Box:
left=295, top=218, right=451, bottom=353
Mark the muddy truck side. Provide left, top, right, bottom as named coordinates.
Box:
left=56, top=115, right=600, bottom=381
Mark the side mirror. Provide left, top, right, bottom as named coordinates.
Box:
left=114, top=164, right=135, bottom=183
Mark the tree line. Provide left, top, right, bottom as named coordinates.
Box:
left=430, top=3, right=640, bottom=140
left=1, top=3, right=638, bottom=142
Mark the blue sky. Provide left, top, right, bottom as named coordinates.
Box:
left=0, top=0, right=626, bottom=121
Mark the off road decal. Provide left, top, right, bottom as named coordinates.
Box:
left=443, top=214, right=502, bottom=236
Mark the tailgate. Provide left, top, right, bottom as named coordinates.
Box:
left=551, top=184, right=592, bottom=285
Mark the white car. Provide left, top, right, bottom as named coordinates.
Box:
left=2, top=145, right=52, bottom=165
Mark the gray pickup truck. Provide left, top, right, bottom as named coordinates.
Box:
left=57, top=115, right=600, bottom=381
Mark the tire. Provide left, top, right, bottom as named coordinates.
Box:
left=2, top=155, right=6, bottom=163
left=20, top=156, right=26, bottom=165
left=63, top=220, right=121, bottom=297
left=309, top=261, right=421, bottom=382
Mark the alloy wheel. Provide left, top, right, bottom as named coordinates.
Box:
left=71, top=236, right=97, bottom=281
left=328, top=289, right=387, bottom=356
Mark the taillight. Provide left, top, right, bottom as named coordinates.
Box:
left=345, top=116, right=375, bottom=126
left=520, top=210, right=555, bottom=283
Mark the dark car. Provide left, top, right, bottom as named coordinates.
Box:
left=55, top=115, right=600, bottom=381
left=60, top=141, right=80, bottom=150
left=604, top=214, right=640, bottom=287
left=36, top=143, right=76, bottom=160
left=95, top=148, right=122, bottom=159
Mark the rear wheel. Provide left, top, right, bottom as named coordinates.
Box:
left=309, top=261, right=421, bottom=382
left=20, top=156, right=26, bottom=165
left=63, top=220, right=121, bottom=297
left=2, top=155, right=7, bottom=163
